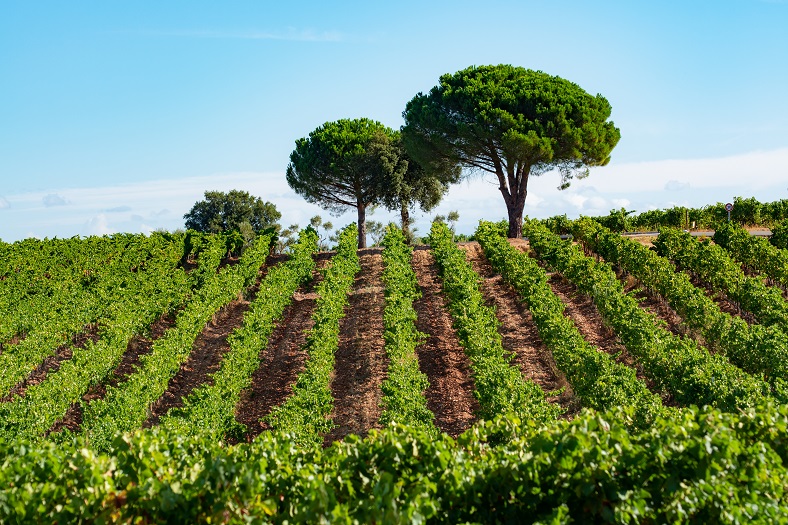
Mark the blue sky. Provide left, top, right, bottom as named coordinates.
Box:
left=1, top=0, right=787, bottom=241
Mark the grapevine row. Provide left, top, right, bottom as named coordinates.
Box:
left=572, top=217, right=788, bottom=399
left=0, top=235, right=137, bottom=339
left=0, top=233, right=190, bottom=396
left=80, top=233, right=273, bottom=451
left=428, top=221, right=561, bottom=423
left=264, top=224, right=360, bottom=447
left=654, top=228, right=788, bottom=332
left=712, top=222, right=788, bottom=290
left=377, top=225, right=437, bottom=434
left=0, top=235, right=192, bottom=442
left=160, top=228, right=318, bottom=441
left=522, top=220, right=769, bottom=412
left=475, top=221, right=666, bottom=428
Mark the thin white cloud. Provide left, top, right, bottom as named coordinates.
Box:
left=0, top=171, right=333, bottom=241
left=582, top=148, right=788, bottom=193
left=0, top=196, right=9, bottom=209
left=564, top=194, right=588, bottom=209
left=146, top=28, right=343, bottom=42
left=527, top=193, right=546, bottom=208
left=587, top=196, right=610, bottom=211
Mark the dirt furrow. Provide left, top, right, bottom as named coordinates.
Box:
left=2, top=325, right=101, bottom=403
left=50, top=313, right=177, bottom=434
left=616, top=273, right=690, bottom=337
left=324, top=249, right=388, bottom=445
left=410, top=248, right=478, bottom=437
left=461, top=243, right=577, bottom=414
left=546, top=272, right=673, bottom=404
left=144, top=297, right=252, bottom=427
left=547, top=273, right=635, bottom=369
left=235, top=254, right=331, bottom=441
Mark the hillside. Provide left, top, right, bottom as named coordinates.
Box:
left=1, top=222, right=788, bottom=522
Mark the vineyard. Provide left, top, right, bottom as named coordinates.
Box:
left=2, top=220, right=788, bottom=523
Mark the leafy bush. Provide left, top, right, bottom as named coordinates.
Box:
left=771, top=218, right=788, bottom=249
left=2, top=403, right=788, bottom=522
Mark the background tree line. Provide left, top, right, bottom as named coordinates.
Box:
left=185, top=64, right=622, bottom=249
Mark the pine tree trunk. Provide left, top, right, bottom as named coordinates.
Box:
left=507, top=195, right=526, bottom=239
left=496, top=164, right=530, bottom=239
left=357, top=205, right=367, bottom=249
left=400, top=203, right=412, bottom=244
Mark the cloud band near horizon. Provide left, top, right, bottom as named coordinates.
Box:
left=1, top=148, right=787, bottom=242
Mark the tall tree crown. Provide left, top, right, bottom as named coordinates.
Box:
left=286, top=118, right=405, bottom=248
left=402, top=64, right=620, bottom=186
left=402, top=64, right=620, bottom=238
left=376, top=133, right=461, bottom=213
left=286, top=118, right=401, bottom=215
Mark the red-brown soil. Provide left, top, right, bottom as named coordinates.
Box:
left=410, top=248, right=478, bottom=437
left=324, top=249, right=388, bottom=445
left=2, top=324, right=101, bottom=403
left=142, top=254, right=289, bottom=427
left=546, top=273, right=642, bottom=381
left=460, top=243, right=578, bottom=415
left=49, top=312, right=177, bottom=434
left=143, top=297, right=252, bottom=427
left=235, top=254, right=331, bottom=441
